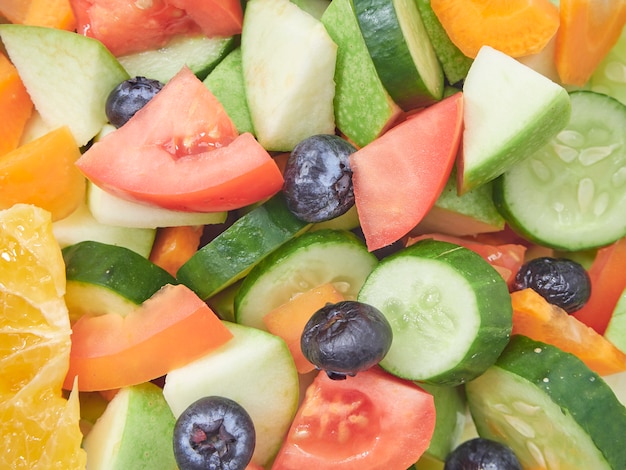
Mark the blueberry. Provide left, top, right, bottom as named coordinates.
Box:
left=173, top=396, right=255, bottom=470
left=512, top=257, right=591, bottom=313
left=105, top=76, right=164, bottom=128
left=283, top=134, right=357, bottom=223
left=444, top=437, right=523, bottom=470
left=301, top=300, right=393, bottom=380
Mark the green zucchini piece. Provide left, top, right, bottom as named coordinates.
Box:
left=466, top=335, right=626, bottom=469
left=358, top=239, right=512, bottom=385
left=493, top=90, right=626, bottom=251
left=117, top=34, right=235, bottom=83
left=353, top=0, right=443, bottom=110
left=62, top=240, right=176, bottom=321
left=234, top=229, right=378, bottom=330
left=176, top=194, right=311, bottom=300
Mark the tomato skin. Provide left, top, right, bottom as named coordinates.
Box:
left=75, top=67, right=284, bottom=212
left=271, top=367, right=436, bottom=470
left=64, top=283, right=233, bottom=392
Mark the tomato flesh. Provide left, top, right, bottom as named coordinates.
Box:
left=272, top=367, right=436, bottom=469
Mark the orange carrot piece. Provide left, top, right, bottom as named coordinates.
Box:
left=149, top=225, right=204, bottom=277
left=0, top=126, right=85, bottom=221
left=511, top=288, right=626, bottom=376
left=263, top=283, right=345, bottom=374
left=0, top=0, right=76, bottom=30
left=555, top=0, right=626, bottom=86
left=430, top=0, right=560, bottom=58
left=0, top=53, right=33, bottom=157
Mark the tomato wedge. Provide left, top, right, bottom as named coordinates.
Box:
left=272, top=367, right=436, bottom=469
left=64, top=283, right=233, bottom=391
left=75, top=67, right=284, bottom=212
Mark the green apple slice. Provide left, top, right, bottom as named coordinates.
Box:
left=241, top=0, right=337, bottom=151
left=458, top=45, right=571, bottom=194
left=0, top=24, right=129, bottom=146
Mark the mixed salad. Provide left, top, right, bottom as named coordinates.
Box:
left=1, top=0, right=626, bottom=469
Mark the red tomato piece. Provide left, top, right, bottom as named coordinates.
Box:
left=271, top=367, right=436, bottom=470
left=64, top=283, right=233, bottom=392
left=168, top=0, right=243, bottom=38
left=350, top=92, right=464, bottom=252
left=406, top=232, right=527, bottom=288
left=70, top=0, right=201, bottom=56
left=573, top=237, right=626, bottom=335
left=75, top=67, right=284, bottom=212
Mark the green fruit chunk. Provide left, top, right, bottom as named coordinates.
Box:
left=62, top=240, right=176, bottom=321
left=604, top=288, right=626, bottom=354
left=0, top=24, right=129, bottom=146
left=176, top=194, right=311, bottom=300
left=235, top=228, right=378, bottom=330
left=466, top=335, right=626, bottom=470
left=83, top=382, right=177, bottom=470
left=320, top=0, right=402, bottom=147
left=358, top=239, right=512, bottom=385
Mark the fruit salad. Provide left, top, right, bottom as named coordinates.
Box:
left=1, top=0, right=626, bottom=469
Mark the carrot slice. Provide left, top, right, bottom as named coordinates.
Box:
left=430, top=0, right=560, bottom=58
left=0, top=0, right=76, bottom=30
left=263, top=283, right=345, bottom=374
left=555, top=0, right=626, bottom=86
left=0, top=126, right=86, bottom=221
left=573, top=237, right=626, bottom=335
left=0, top=53, right=33, bottom=157
left=511, top=288, right=626, bottom=376
left=149, top=225, right=204, bottom=277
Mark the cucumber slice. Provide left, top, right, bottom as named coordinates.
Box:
left=176, top=194, right=311, bottom=300
left=493, top=90, right=626, bottom=250
left=353, top=0, right=444, bottom=110
left=234, top=229, right=378, bottom=330
left=466, top=335, right=626, bottom=469
left=117, top=34, right=235, bottom=83
left=62, top=240, right=176, bottom=321
left=357, top=239, right=512, bottom=385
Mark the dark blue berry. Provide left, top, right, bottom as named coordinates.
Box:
left=444, top=437, right=522, bottom=469
left=105, top=76, right=164, bottom=128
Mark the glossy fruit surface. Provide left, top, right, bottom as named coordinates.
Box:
left=283, top=134, right=357, bottom=223
left=444, top=437, right=522, bottom=469
left=173, top=395, right=255, bottom=470
left=512, top=256, right=591, bottom=313
left=301, top=300, right=393, bottom=380
left=105, top=76, right=163, bottom=128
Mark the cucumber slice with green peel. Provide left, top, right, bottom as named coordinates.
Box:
left=603, top=288, right=626, bottom=354
left=493, top=90, right=626, bottom=251
left=62, top=240, right=176, bottom=321
left=117, top=34, right=235, bottom=83
left=357, top=239, right=512, bottom=385
left=466, top=335, right=626, bottom=470
left=353, top=0, right=444, bottom=110
left=234, top=229, right=378, bottom=330
left=176, top=194, right=311, bottom=300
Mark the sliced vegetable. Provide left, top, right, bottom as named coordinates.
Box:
left=64, top=283, right=233, bottom=392
left=511, top=288, right=626, bottom=376
left=466, top=335, right=626, bottom=470
left=272, top=367, right=436, bottom=469
left=0, top=126, right=85, bottom=221
left=430, top=0, right=560, bottom=58
left=573, top=237, right=626, bottom=334
left=149, top=225, right=204, bottom=277
left=555, top=0, right=626, bottom=86
left=350, top=92, right=463, bottom=251
left=0, top=52, right=33, bottom=156
left=75, top=67, right=284, bottom=213
left=262, top=283, right=345, bottom=374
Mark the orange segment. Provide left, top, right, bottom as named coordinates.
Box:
left=0, top=126, right=86, bottom=221
left=149, top=225, right=204, bottom=276
left=0, top=52, right=33, bottom=157
left=263, top=283, right=345, bottom=374
left=555, top=0, right=626, bottom=87
left=0, top=204, right=86, bottom=469
left=430, top=0, right=560, bottom=58
left=0, top=0, right=76, bottom=30
left=511, top=288, right=626, bottom=376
